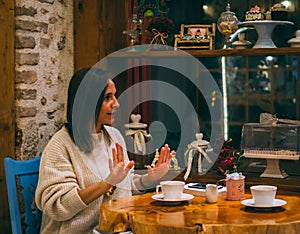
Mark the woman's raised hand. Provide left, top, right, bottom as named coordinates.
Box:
left=146, top=144, right=172, bottom=182
left=104, top=143, right=134, bottom=186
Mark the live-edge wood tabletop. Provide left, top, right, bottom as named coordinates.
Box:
left=99, top=192, right=300, bottom=234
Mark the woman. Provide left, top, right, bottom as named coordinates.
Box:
left=35, top=68, right=172, bottom=233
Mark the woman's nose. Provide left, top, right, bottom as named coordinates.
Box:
left=113, top=97, right=120, bottom=108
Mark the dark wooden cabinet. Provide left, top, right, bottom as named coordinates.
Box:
left=109, top=48, right=300, bottom=149
left=189, top=48, right=300, bottom=147
left=74, top=0, right=130, bottom=69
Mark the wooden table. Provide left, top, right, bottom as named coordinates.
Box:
left=99, top=193, right=300, bottom=234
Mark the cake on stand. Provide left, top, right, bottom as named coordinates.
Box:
left=238, top=20, right=294, bottom=48
left=241, top=123, right=300, bottom=178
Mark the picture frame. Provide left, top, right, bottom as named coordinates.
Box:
left=174, top=23, right=216, bottom=50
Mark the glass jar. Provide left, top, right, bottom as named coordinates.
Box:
left=217, top=3, right=238, bottom=48
left=123, top=14, right=143, bottom=47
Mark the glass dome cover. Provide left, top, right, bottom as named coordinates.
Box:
left=217, top=3, right=238, bottom=48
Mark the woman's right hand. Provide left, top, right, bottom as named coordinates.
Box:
left=104, top=143, right=134, bottom=186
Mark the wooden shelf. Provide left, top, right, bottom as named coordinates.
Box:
left=189, top=47, right=300, bottom=57
left=108, top=47, right=300, bottom=58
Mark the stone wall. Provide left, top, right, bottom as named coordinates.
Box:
left=15, top=0, right=74, bottom=160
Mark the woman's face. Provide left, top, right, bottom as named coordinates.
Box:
left=96, top=80, right=119, bottom=130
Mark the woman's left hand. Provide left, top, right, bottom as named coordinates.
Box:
left=146, top=144, right=172, bottom=181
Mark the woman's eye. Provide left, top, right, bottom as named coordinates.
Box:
left=104, top=95, right=112, bottom=101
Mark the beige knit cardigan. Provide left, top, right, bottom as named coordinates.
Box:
left=35, top=126, right=138, bottom=234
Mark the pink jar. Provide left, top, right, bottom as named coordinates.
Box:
left=226, top=172, right=245, bottom=201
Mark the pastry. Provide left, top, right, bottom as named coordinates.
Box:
left=245, top=5, right=265, bottom=21
left=265, top=11, right=272, bottom=20
left=271, top=3, right=288, bottom=20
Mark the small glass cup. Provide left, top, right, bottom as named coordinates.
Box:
left=123, top=14, right=143, bottom=48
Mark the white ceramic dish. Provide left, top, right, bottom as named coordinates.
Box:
left=241, top=198, right=286, bottom=208
left=152, top=193, right=194, bottom=202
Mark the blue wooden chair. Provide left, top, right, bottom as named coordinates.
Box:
left=4, top=156, right=42, bottom=234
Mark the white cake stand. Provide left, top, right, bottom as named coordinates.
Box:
left=243, top=150, right=300, bottom=178
left=238, top=20, right=294, bottom=48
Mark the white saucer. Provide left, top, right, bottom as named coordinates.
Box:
left=241, top=198, right=287, bottom=208
left=152, top=193, right=194, bottom=202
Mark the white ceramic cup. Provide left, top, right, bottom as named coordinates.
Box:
left=206, top=184, right=218, bottom=203
left=156, top=181, right=185, bottom=200
left=250, top=185, right=277, bottom=206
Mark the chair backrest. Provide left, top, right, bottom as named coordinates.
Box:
left=4, top=156, right=42, bottom=234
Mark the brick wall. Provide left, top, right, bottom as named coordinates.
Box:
left=15, top=0, right=74, bottom=159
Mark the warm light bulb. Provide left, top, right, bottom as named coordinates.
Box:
left=281, top=1, right=290, bottom=8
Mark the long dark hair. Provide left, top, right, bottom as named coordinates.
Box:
left=65, top=67, right=111, bottom=153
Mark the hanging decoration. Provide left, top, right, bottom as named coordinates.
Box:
left=147, top=16, right=174, bottom=48
left=125, top=114, right=151, bottom=155
left=184, top=133, right=212, bottom=180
